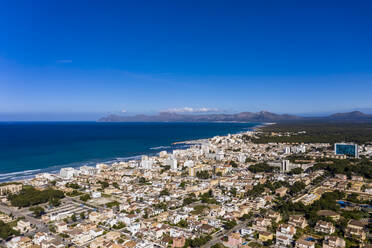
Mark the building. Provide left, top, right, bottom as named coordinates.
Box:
left=334, top=143, right=358, bottom=158
left=60, top=167, right=76, bottom=179
left=281, top=160, right=291, bottom=172
left=295, top=236, right=315, bottom=248
left=0, top=183, right=22, bottom=195
left=276, top=224, right=296, bottom=247
left=172, top=237, right=186, bottom=248
left=288, top=215, right=308, bottom=229
left=284, top=147, right=291, bottom=155
left=316, top=210, right=340, bottom=221
left=345, top=220, right=366, bottom=240
left=226, top=232, right=242, bottom=248
left=258, top=231, right=273, bottom=242
left=314, top=220, right=335, bottom=234
left=323, top=236, right=345, bottom=248
left=14, top=220, right=32, bottom=233
left=166, top=158, right=178, bottom=171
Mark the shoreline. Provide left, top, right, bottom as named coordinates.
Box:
left=0, top=123, right=262, bottom=184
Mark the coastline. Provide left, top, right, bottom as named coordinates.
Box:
left=0, top=122, right=261, bottom=183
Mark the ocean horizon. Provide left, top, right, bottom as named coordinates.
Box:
left=0, top=122, right=259, bottom=182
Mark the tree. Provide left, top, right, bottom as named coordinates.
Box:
left=80, top=194, right=91, bottom=202
left=196, top=171, right=211, bottom=179
left=0, top=220, right=19, bottom=239
left=288, top=168, right=303, bottom=175
left=248, top=163, right=276, bottom=173
left=29, top=206, right=45, bottom=218
left=71, top=214, right=77, bottom=222
left=223, top=219, right=237, bottom=230
left=80, top=212, right=85, bottom=219
left=112, top=182, right=120, bottom=189
left=160, top=188, right=170, bottom=196
left=230, top=160, right=238, bottom=168
left=179, top=181, right=186, bottom=189
left=8, top=186, right=64, bottom=208
left=98, top=180, right=109, bottom=189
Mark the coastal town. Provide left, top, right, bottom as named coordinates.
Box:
left=0, top=128, right=371, bottom=248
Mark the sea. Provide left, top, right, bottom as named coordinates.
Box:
left=0, top=122, right=259, bottom=182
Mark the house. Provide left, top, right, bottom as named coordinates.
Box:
left=33, top=232, right=50, bottom=245
left=276, top=224, right=296, bottom=247
left=41, top=238, right=65, bottom=248
left=172, top=237, right=186, bottom=248
left=323, top=235, right=345, bottom=248
left=252, top=217, right=271, bottom=231
left=225, top=232, right=243, bottom=248
left=288, top=215, right=308, bottom=229
left=314, top=220, right=335, bottom=234
left=15, top=220, right=32, bottom=233
left=55, top=222, right=68, bottom=233
left=345, top=220, right=366, bottom=240
left=200, top=223, right=214, bottom=234
left=295, top=236, right=315, bottom=248
left=316, top=210, right=340, bottom=221
left=267, top=210, right=282, bottom=223
left=275, top=187, right=288, bottom=197
left=6, top=237, right=32, bottom=248
left=240, top=228, right=253, bottom=236
left=258, top=231, right=273, bottom=242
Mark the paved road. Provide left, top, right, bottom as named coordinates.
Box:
left=202, top=219, right=250, bottom=248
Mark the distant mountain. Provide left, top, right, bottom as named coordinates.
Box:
left=98, top=111, right=303, bottom=122
left=328, top=111, right=372, bottom=121
left=98, top=110, right=372, bottom=123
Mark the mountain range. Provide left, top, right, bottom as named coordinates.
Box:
left=98, top=111, right=372, bottom=123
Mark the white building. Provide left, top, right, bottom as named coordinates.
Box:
left=281, top=160, right=290, bottom=172
left=167, top=158, right=178, bottom=171
left=80, top=165, right=97, bottom=176
left=184, top=160, right=194, bottom=168
left=284, top=147, right=291, bottom=155
left=60, top=167, right=76, bottom=179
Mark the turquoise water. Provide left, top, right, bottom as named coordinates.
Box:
left=0, top=122, right=259, bottom=181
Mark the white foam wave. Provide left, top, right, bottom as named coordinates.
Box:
left=150, top=146, right=171, bottom=150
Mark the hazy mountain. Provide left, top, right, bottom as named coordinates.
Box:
left=99, top=111, right=303, bottom=122
left=98, top=110, right=372, bottom=123
left=328, top=111, right=372, bottom=120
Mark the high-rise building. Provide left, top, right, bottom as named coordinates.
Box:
left=334, top=143, right=358, bottom=158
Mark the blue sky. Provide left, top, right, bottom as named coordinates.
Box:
left=1, top=0, right=372, bottom=120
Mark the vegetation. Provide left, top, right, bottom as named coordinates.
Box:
left=66, top=190, right=83, bottom=197
left=160, top=188, right=170, bottom=196
left=176, top=219, right=188, bottom=227
left=307, top=158, right=372, bottom=179
left=8, top=186, right=64, bottom=208
left=288, top=167, right=303, bottom=175
left=0, top=220, right=19, bottom=240
left=183, top=235, right=212, bottom=248
left=98, top=180, right=109, bottom=189
left=289, top=181, right=306, bottom=196
left=79, top=194, right=91, bottom=202
left=113, top=221, right=126, bottom=229
left=29, top=206, right=45, bottom=218
left=251, top=122, right=372, bottom=144
left=248, top=163, right=277, bottom=173
left=196, top=171, right=211, bottom=179
left=223, top=219, right=237, bottom=230
left=229, top=160, right=238, bottom=168
left=66, top=182, right=80, bottom=189
left=191, top=205, right=209, bottom=215
left=200, top=190, right=218, bottom=204
left=106, top=201, right=120, bottom=208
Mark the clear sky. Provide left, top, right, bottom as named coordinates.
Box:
left=1, top=0, right=372, bottom=120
